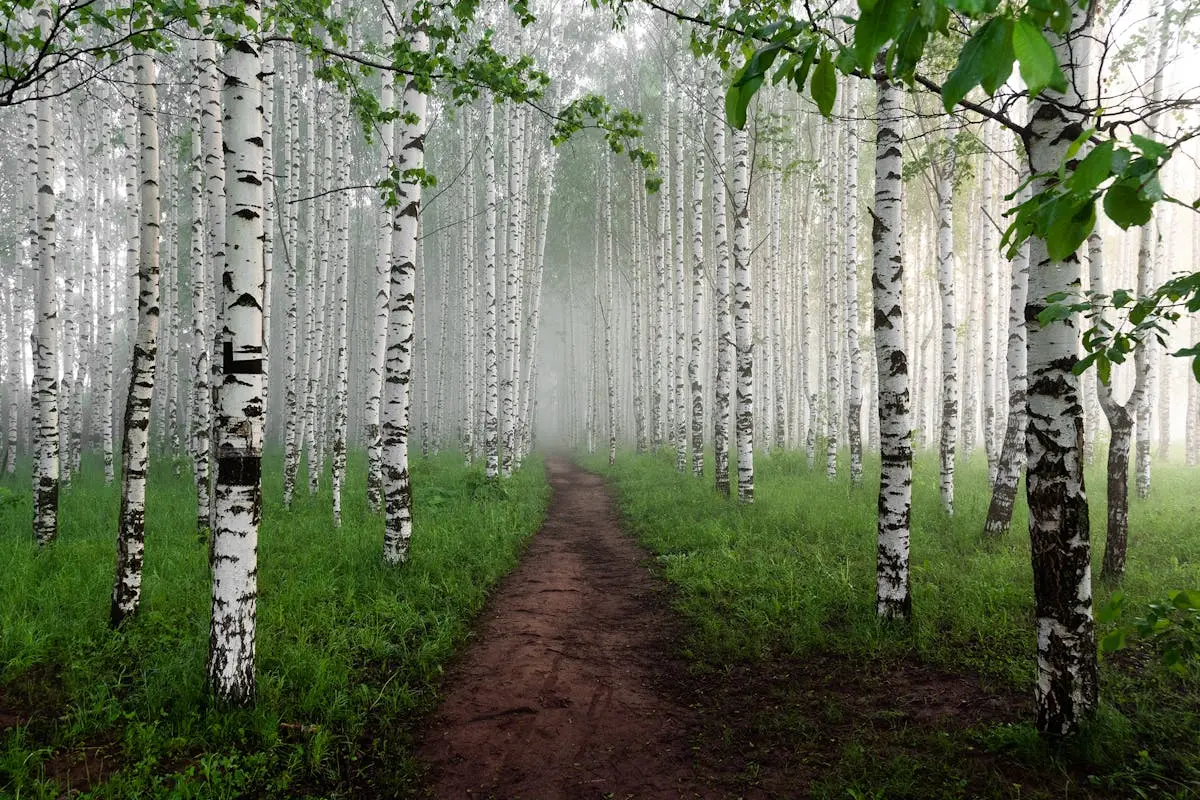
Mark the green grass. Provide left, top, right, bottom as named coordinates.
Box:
left=1, top=450, right=549, bottom=799
left=587, top=445, right=1200, bottom=798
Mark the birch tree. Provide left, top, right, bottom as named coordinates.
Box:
left=711, top=84, right=732, bottom=496
left=382, top=27, right=429, bottom=564
left=690, top=147, right=705, bottom=478
left=872, top=75, right=912, bottom=621
left=366, top=64, right=394, bottom=511
left=1022, top=6, right=1098, bottom=735
left=31, top=1, right=59, bottom=547
left=934, top=146, right=958, bottom=515
left=731, top=123, right=753, bottom=503
left=111, top=51, right=161, bottom=626
left=983, top=181, right=1030, bottom=539
left=208, top=2, right=266, bottom=706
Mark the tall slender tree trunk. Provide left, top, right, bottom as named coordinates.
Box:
left=984, top=179, right=1031, bottom=538
left=281, top=47, right=302, bottom=509
left=208, top=2, right=266, bottom=706
left=844, top=79, right=864, bottom=487
left=483, top=102, right=500, bottom=480
left=1087, top=233, right=1142, bottom=582
left=631, top=168, right=649, bottom=454
left=382, top=28, right=428, bottom=563
left=1023, top=5, right=1098, bottom=736
left=366, top=67, right=394, bottom=510
left=712, top=91, right=732, bottom=496
left=461, top=109, right=478, bottom=464
left=981, top=130, right=1000, bottom=483
left=1136, top=3, right=1172, bottom=493
left=673, top=93, right=688, bottom=473
left=731, top=125, right=754, bottom=504
left=31, top=2, right=60, bottom=547
left=824, top=126, right=840, bottom=482
left=111, top=51, right=162, bottom=626
left=690, top=148, right=706, bottom=477
left=198, top=5, right=226, bottom=529
left=872, top=75, right=912, bottom=621
left=935, top=155, right=958, bottom=514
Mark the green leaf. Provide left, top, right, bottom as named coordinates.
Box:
left=893, top=16, right=930, bottom=79
left=1170, top=590, right=1200, bottom=611
left=854, top=0, right=908, bottom=71
left=1064, top=126, right=1096, bottom=161
left=1045, top=196, right=1094, bottom=261
left=1012, top=18, right=1067, bottom=96
left=1096, top=591, right=1125, bottom=623
left=1100, top=629, right=1128, bottom=653
left=1066, top=139, right=1113, bottom=194
left=1103, top=180, right=1153, bottom=229
left=1130, top=133, right=1168, bottom=160
left=724, top=70, right=762, bottom=130
left=942, top=17, right=1014, bottom=111
left=811, top=51, right=837, bottom=117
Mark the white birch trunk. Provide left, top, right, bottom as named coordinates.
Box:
left=366, top=66, right=394, bottom=509
left=111, top=51, right=161, bottom=626
left=382, top=28, right=428, bottom=563
left=673, top=93, right=688, bottom=473
left=1024, top=6, right=1098, bottom=735
left=690, top=148, right=706, bottom=477
left=208, top=4, right=265, bottom=706
left=731, top=126, right=754, bottom=503
left=872, top=76, right=912, bottom=621
left=984, top=181, right=1030, bottom=538
left=198, top=6, right=226, bottom=528
left=935, top=154, right=958, bottom=515
left=281, top=47, right=302, bottom=509
left=31, top=2, right=59, bottom=546
left=843, top=79, right=864, bottom=486
left=711, top=91, right=732, bottom=496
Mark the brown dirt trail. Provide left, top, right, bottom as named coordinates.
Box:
left=417, top=456, right=713, bottom=799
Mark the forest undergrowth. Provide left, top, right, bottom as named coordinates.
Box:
left=0, top=452, right=549, bottom=799
left=590, top=448, right=1200, bottom=799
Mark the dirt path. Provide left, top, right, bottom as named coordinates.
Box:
left=417, top=456, right=711, bottom=799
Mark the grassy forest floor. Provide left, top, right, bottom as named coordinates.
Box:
left=1, top=451, right=550, bottom=798
left=2, top=446, right=1198, bottom=798
left=582, top=448, right=1200, bottom=799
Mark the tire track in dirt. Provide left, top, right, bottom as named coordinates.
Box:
left=417, top=456, right=713, bottom=799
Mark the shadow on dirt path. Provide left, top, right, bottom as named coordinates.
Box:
left=417, top=456, right=713, bottom=799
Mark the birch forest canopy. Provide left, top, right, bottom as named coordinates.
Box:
left=3, top=0, right=1200, bottom=795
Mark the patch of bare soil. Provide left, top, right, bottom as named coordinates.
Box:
left=683, top=654, right=1040, bottom=797
left=0, top=662, right=65, bottom=733
left=418, top=456, right=716, bottom=799
left=1, top=664, right=123, bottom=796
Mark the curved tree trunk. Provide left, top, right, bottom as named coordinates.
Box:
left=1088, top=233, right=1143, bottom=582
left=111, top=51, right=161, bottom=627
left=984, top=183, right=1031, bottom=538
